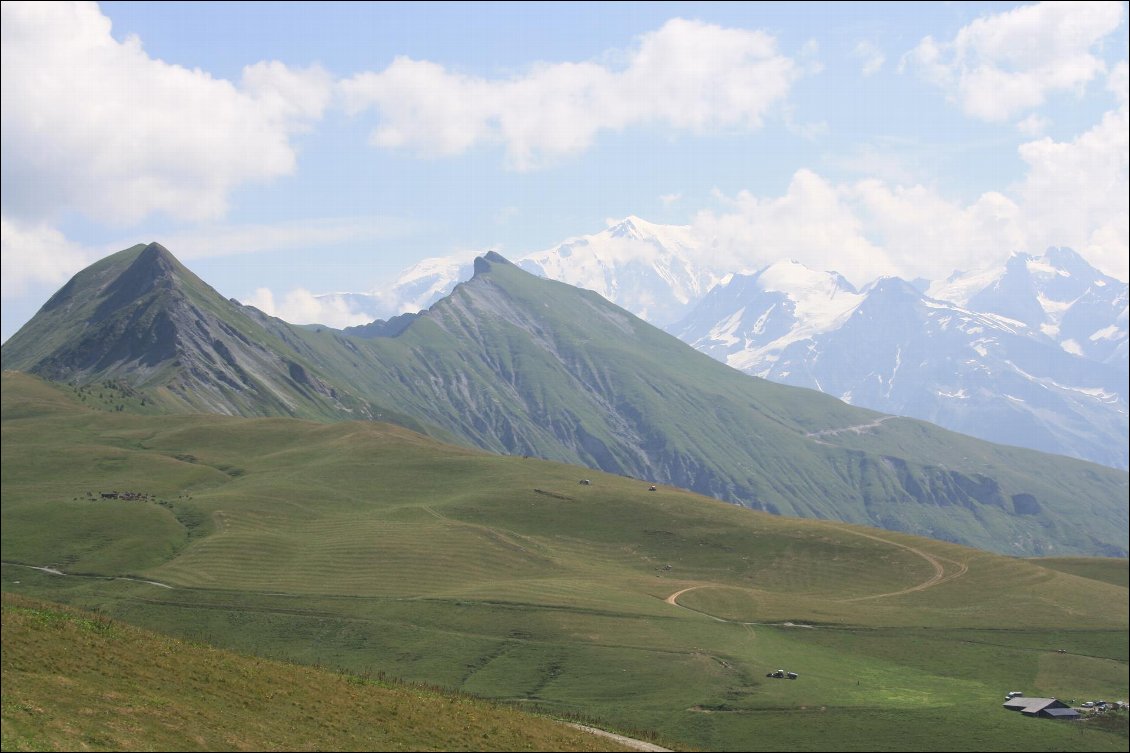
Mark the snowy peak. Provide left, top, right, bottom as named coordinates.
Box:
left=756, top=259, right=858, bottom=298
left=677, top=252, right=1128, bottom=469
left=675, top=259, right=866, bottom=376
left=517, top=216, right=718, bottom=326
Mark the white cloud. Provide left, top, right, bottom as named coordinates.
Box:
left=1014, top=92, right=1129, bottom=279
left=845, top=181, right=1026, bottom=281
left=0, top=216, right=99, bottom=296
left=1015, top=113, right=1051, bottom=137
left=659, top=193, right=682, bottom=207
left=689, top=134, right=1126, bottom=288
left=0, top=1, right=332, bottom=226
left=340, top=18, right=800, bottom=169
left=1110, top=59, right=1129, bottom=104
left=691, top=170, right=897, bottom=284
left=905, top=1, right=1124, bottom=121
left=243, top=287, right=376, bottom=329
left=853, top=41, right=886, bottom=77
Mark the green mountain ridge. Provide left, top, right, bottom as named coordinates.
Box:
left=2, top=243, right=1127, bottom=556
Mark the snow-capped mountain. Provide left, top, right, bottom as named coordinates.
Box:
left=677, top=251, right=1129, bottom=469
left=929, top=248, right=1128, bottom=370
left=316, top=216, right=720, bottom=327
left=517, top=216, right=720, bottom=326
left=314, top=255, right=474, bottom=324
left=318, top=216, right=1127, bottom=469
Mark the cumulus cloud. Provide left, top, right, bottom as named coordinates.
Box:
left=1015, top=113, right=1051, bottom=137
left=340, top=18, right=800, bottom=169
left=1014, top=88, right=1129, bottom=279
left=691, top=113, right=1127, bottom=286
left=243, top=287, right=377, bottom=329
left=0, top=1, right=332, bottom=226
left=904, top=1, right=1124, bottom=121
left=853, top=41, right=886, bottom=77
left=691, top=170, right=897, bottom=284
left=0, top=216, right=99, bottom=296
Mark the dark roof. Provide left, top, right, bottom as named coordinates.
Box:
left=1040, top=707, right=1081, bottom=719
left=1021, top=699, right=1068, bottom=716
left=1003, top=697, right=1063, bottom=712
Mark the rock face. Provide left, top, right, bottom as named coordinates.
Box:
left=2, top=243, right=365, bottom=419
left=3, top=243, right=1127, bottom=557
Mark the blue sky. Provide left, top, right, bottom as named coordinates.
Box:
left=2, top=1, right=1127, bottom=338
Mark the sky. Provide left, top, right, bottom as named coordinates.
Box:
left=2, top=1, right=1128, bottom=340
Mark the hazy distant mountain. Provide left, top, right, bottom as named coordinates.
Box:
left=929, top=247, right=1128, bottom=370
left=677, top=252, right=1128, bottom=469
left=4, top=243, right=1127, bottom=556
left=316, top=216, right=720, bottom=327
left=516, top=216, right=720, bottom=327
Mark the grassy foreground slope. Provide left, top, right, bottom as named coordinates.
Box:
left=1, top=593, right=633, bottom=752
left=2, top=371, right=1127, bottom=751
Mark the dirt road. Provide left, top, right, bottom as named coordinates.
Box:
left=566, top=723, right=672, bottom=752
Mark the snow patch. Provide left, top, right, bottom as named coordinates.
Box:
left=1027, top=259, right=1068, bottom=279
left=706, top=307, right=746, bottom=347
left=928, top=266, right=1004, bottom=306
left=1037, top=292, right=1074, bottom=320
left=751, top=304, right=776, bottom=335
left=1090, top=324, right=1124, bottom=341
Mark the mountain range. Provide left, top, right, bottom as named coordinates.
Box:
left=323, top=218, right=1127, bottom=470
left=2, top=241, right=1126, bottom=557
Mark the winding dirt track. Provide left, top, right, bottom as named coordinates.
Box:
left=662, top=530, right=969, bottom=617
left=566, top=724, right=672, bottom=752
left=2, top=561, right=174, bottom=589
left=664, top=586, right=703, bottom=607
left=835, top=528, right=968, bottom=601
left=805, top=415, right=897, bottom=441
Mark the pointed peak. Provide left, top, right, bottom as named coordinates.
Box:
left=473, top=251, right=515, bottom=275
left=1005, top=251, right=1034, bottom=269
left=606, top=215, right=658, bottom=240
left=1041, top=246, right=1092, bottom=273
left=863, top=276, right=922, bottom=298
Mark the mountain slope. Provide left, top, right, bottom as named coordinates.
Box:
left=2, top=372, right=1126, bottom=752
left=1, top=593, right=633, bottom=752
left=1, top=244, right=363, bottom=420
left=2, top=247, right=1127, bottom=556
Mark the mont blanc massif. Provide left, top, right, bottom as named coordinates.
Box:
left=322, top=215, right=1129, bottom=472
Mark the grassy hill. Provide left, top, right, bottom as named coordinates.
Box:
left=2, top=371, right=1126, bottom=751
left=3, top=245, right=1127, bottom=556
left=0, top=593, right=637, bottom=752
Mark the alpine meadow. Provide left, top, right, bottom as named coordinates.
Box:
left=3, top=2, right=1129, bottom=752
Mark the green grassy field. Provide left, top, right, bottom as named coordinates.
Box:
left=0, top=593, right=637, bottom=752
left=3, top=371, right=1127, bottom=751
